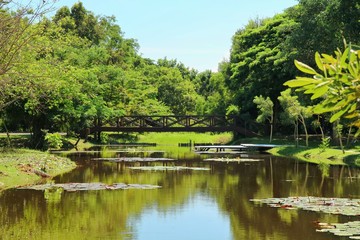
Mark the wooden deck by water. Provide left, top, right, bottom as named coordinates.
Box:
left=194, top=144, right=278, bottom=153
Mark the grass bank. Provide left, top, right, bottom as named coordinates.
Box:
left=136, top=132, right=233, bottom=145
left=268, top=146, right=360, bottom=167
left=0, top=149, right=76, bottom=191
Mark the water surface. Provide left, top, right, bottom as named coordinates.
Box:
left=1, top=145, right=360, bottom=240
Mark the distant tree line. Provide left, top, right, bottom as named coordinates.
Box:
left=0, top=0, right=359, bottom=148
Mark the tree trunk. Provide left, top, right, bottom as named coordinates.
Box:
left=346, top=125, right=353, bottom=147
left=337, top=124, right=345, bottom=154
left=300, top=115, right=309, bottom=147
left=268, top=116, right=273, bottom=143
left=294, top=120, right=299, bottom=148
left=3, top=121, right=11, bottom=148
left=318, top=115, right=325, bottom=139
left=30, top=116, right=46, bottom=149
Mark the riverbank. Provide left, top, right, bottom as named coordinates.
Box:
left=0, top=149, right=76, bottom=191
left=268, top=146, right=360, bottom=167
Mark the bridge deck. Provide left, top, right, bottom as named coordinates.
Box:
left=194, top=144, right=278, bottom=153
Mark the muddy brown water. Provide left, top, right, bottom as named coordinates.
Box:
left=1, top=145, right=360, bottom=240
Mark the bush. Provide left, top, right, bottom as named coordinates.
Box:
left=45, top=132, right=63, bottom=149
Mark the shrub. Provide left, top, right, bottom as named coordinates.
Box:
left=45, top=132, right=63, bottom=149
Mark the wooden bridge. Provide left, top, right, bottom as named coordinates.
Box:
left=85, top=115, right=257, bottom=139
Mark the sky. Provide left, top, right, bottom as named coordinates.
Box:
left=52, top=0, right=298, bottom=72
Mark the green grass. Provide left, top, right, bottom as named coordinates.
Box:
left=136, top=132, right=233, bottom=145
left=63, top=137, right=94, bottom=150
left=0, top=148, right=76, bottom=190
left=268, top=146, right=360, bottom=166
left=231, top=137, right=292, bottom=145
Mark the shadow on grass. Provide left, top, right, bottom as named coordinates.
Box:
left=275, top=146, right=309, bottom=157
left=343, top=154, right=360, bottom=167
left=0, top=135, right=30, bottom=148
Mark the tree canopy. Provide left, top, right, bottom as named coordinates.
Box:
left=1, top=0, right=359, bottom=147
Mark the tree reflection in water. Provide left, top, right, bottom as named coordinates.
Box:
left=0, top=146, right=359, bottom=240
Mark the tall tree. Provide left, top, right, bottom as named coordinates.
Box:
left=226, top=13, right=297, bottom=121
left=286, top=0, right=360, bottom=66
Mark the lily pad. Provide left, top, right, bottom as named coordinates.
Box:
left=251, top=197, right=360, bottom=239
left=250, top=196, right=360, bottom=216
left=128, top=166, right=210, bottom=171
left=18, top=182, right=161, bottom=191
left=92, top=157, right=174, bottom=162
left=204, top=158, right=263, bottom=162
left=317, top=221, right=360, bottom=238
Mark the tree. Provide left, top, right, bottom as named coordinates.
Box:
left=0, top=0, right=56, bottom=111
left=286, top=0, right=360, bottom=67
left=278, top=89, right=312, bottom=147
left=225, top=13, right=297, bottom=120
left=253, top=96, right=274, bottom=142
left=192, top=71, right=230, bottom=115
left=157, top=68, right=199, bottom=115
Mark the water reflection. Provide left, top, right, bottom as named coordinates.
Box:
left=130, top=194, right=232, bottom=240
left=0, top=145, right=360, bottom=239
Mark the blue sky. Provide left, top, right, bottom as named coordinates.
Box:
left=53, top=0, right=298, bottom=72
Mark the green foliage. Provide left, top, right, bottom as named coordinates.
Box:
left=253, top=95, right=274, bottom=142
left=224, top=13, right=297, bottom=126
left=253, top=96, right=273, bottom=124
left=44, top=133, right=63, bottom=150
left=224, top=0, right=360, bottom=136
left=278, top=90, right=312, bottom=123
left=226, top=105, right=239, bottom=116
left=100, top=132, right=109, bottom=144
left=284, top=44, right=360, bottom=135
left=278, top=89, right=312, bottom=146
left=179, top=70, right=230, bottom=115
left=319, top=137, right=330, bottom=153
left=286, top=0, right=360, bottom=67
left=0, top=2, right=214, bottom=146
left=3, top=0, right=360, bottom=146
left=0, top=1, right=55, bottom=111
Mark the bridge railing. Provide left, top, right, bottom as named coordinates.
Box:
left=116, top=115, right=236, bottom=128
left=84, top=115, right=258, bottom=139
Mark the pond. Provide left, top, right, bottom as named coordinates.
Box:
left=1, top=144, right=360, bottom=240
